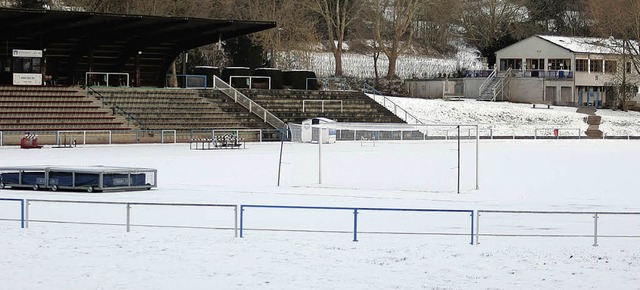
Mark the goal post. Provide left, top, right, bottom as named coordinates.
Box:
left=284, top=122, right=480, bottom=193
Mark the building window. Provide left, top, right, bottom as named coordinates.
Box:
left=548, top=59, right=571, bottom=70
left=526, top=58, right=544, bottom=70
left=605, top=60, right=617, bottom=74
left=499, top=58, right=522, bottom=71
left=12, top=57, right=41, bottom=73
left=590, top=59, right=603, bottom=73
left=576, top=59, right=588, bottom=72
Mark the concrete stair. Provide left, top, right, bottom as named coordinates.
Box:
left=577, top=107, right=603, bottom=139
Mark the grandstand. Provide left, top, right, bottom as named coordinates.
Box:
left=0, top=86, right=133, bottom=132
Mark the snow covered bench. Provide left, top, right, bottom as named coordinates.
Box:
left=532, top=101, right=552, bottom=109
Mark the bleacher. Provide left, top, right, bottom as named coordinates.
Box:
left=236, top=90, right=404, bottom=124
left=89, top=88, right=273, bottom=131
left=0, top=86, right=132, bottom=131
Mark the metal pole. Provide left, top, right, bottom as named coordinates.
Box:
left=126, top=203, right=131, bottom=232
left=475, top=211, right=480, bottom=245
left=470, top=211, right=474, bottom=245
left=318, top=128, right=323, bottom=184
left=353, top=209, right=359, bottom=242
left=25, top=200, right=29, bottom=228
left=457, top=125, right=460, bottom=194
left=21, top=200, right=25, bottom=229
left=239, top=206, right=245, bottom=238
left=277, top=130, right=284, bottom=186
left=476, top=125, right=479, bottom=190
left=234, top=205, right=239, bottom=238
left=593, top=213, right=599, bottom=247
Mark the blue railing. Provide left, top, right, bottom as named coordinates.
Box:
left=239, top=204, right=474, bottom=244
left=0, top=198, right=25, bottom=228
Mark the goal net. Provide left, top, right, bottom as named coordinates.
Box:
left=282, top=122, right=479, bottom=193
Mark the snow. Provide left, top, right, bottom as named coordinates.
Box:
left=537, top=35, right=628, bottom=55
left=379, top=96, right=640, bottom=137
left=1, top=138, right=640, bottom=289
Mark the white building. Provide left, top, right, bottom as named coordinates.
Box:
left=490, top=35, right=640, bottom=106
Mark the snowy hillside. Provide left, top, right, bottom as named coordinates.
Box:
left=383, top=97, right=640, bottom=137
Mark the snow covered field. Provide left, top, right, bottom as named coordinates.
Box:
left=1, top=140, right=640, bottom=289
left=384, top=96, right=640, bottom=137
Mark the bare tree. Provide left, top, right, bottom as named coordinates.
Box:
left=460, top=0, right=526, bottom=67
left=587, top=0, right=640, bottom=110
left=371, top=0, right=429, bottom=79
left=306, top=0, right=364, bottom=76
left=245, top=0, right=319, bottom=69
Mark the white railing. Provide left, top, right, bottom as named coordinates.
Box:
left=478, top=67, right=497, bottom=97
left=491, top=68, right=511, bottom=101
left=213, top=75, right=285, bottom=129
left=362, top=85, right=423, bottom=124
left=229, top=76, right=271, bottom=90
left=56, top=130, right=113, bottom=145
left=23, top=199, right=239, bottom=237
left=302, top=100, right=343, bottom=113
left=161, top=130, right=177, bottom=144
left=534, top=128, right=582, bottom=139
left=86, top=72, right=130, bottom=87
left=476, top=210, right=640, bottom=246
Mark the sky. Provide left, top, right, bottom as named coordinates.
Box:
left=1, top=137, right=640, bottom=289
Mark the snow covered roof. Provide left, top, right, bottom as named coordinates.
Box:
left=537, top=35, right=625, bottom=55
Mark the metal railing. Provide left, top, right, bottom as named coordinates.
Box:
left=85, top=72, right=130, bottom=87
left=229, top=76, right=271, bottom=90
left=213, top=75, right=285, bottom=129
left=362, top=83, right=423, bottom=124
left=239, top=204, right=475, bottom=244
left=302, top=100, right=343, bottom=113
left=0, top=198, right=25, bottom=228
left=306, top=77, right=347, bottom=91
left=476, top=210, right=640, bottom=246
left=86, top=86, right=145, bottom=128
left=478, top=68, right=497, bottom=97
left=23, top=199, right=239, bottom=236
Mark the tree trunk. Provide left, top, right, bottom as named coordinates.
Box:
left=170, top=61, right=178, bottom=87
left=333, top=47, right=343, bottom=76
left=387, top=53, right=398, bottom=79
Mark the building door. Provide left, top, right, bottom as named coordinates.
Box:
left=561, top=87, right=572, bottom=105
left=545, top=86, right=556, bottom=103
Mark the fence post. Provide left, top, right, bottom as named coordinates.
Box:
left=593, top=213, right=599, bottom=247
left=234, top=205, right=239, bottom=238
left=126, top=203, right=131, bottom=232
left=25, top=200, right=29, bottom=229
left=470, top=211, right=474, bottom=245
left=239, top=205, right=245, bottom=238
left=21, top=199, right=25, bottom=229
left=475, top=211, right=480, bottom=245
left=353, top=209, right=359, bottom=242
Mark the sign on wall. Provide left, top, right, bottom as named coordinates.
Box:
left=12, top=49, right=43, bottom=58
left=13, top=73, right=42, bottom=85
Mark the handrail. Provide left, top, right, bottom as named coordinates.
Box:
left=86, top=86, right=145, bottom=128
left=478, top=67, right=497, bottom=97
left=362, top=83, right=423, bottom=124
left=491, top=68, right=511, bottom=101
left=213, top=75, right=285, bottom=129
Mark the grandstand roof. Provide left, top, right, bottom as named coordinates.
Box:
left=0, top=8, right=275, bottom=87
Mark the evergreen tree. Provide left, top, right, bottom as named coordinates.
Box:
left=16, top=0, right=47, bottom=9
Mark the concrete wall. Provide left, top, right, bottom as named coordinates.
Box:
left=463, top=78, right=486, bottom=99
left=405, top=80, right=445, bottom=98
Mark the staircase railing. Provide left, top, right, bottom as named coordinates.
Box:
left=213, top=75, right=285, bottom=129
left=86, top=86, right=145, bottom=128
left=490, top=68, right=512, bottom=102
left=362, top=83, right=423, bottom=124
left=478, top=67, right=497, bottom=97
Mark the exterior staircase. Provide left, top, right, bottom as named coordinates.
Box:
left=478, top=68, right=511, bottom=101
